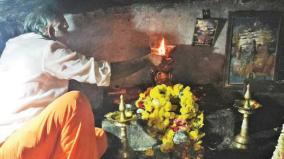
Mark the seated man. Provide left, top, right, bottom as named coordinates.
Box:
left=0, top=6, right=162, bottom=159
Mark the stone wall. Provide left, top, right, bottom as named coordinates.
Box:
left=1, top=0, right=284, bottom=86
left=1, top=0, right=284, bottom=111
left=64, top=0, right=284, bottom=86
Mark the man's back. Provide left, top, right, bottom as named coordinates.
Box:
left=0, top=33, right=69, bottom=143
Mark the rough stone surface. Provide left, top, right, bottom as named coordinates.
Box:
left=102, top=108, right=235, bottom=151
left=102, top=120, right=157, bottom=151
left=204, top=108, right=235, bottom=150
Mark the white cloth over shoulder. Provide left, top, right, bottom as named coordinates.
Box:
left=0, top=33, right=111, bottom=143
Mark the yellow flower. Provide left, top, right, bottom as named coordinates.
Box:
left=161, top=130, right=175, bottom=152
left=145, top=103, right=153, bottom=112
left=152, top=99, right=160, bottom=107
left=135, top=84, right=205, bottom=153
left=164, top=112, right=171, bottom=118
left=180, top=98, right=192, bottom=108
left=183, top=86, right=191, bottom=95
left=139, top=93, right=146, bottom=99
left=166, top=86, right=173, bottom=97
left=191, top=112, right=204, bottom=129
left=180, top=107, right=190, bottom=114
left=160, top=143, right=173, bottom=152
left=157, top=123, right=165, bottom=130
left=141, top=111, right=149, bottom=120
left=178, top=114, right=189, bottom=120
left=166, top=129, right=175, bottom=138
left=173, top=84, right=184, bottom=97
left=189, top=130, right=205, bottom=142
left=169, top=112, right=176, bottom=119
left=197, top=112, right=204, bottom=126
left=143, top=97, right=152, bottom=107
left=194, top=140, right=203, bottom=151
left=149, top=109, right=159, bottom=119
left=189, top=130, right=199, bottom=141
left=149, top=88, right=160, bottom=99
left=163, top=119, right=170, bottom=127
left=159, top=97, right=167, bottom=106
left=157, top=84, right=167, bottom=90
left=158, top=108, right=165, bottom=118
left=164, top=101, right=172, bottom=111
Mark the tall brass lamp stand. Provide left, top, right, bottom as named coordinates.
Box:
left=231, top=84, right=254, bottom=150
left=105, top=95, right=136, bottom=159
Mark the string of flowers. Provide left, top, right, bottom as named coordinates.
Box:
left=135, top=84, right=204, bottom=155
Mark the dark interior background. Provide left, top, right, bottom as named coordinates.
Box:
left=2, top=1, right=284, bottom=158
left=1, top=0, right=284, bottom=117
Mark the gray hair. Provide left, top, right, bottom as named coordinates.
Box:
left=24, top=6, right=62, bottom=36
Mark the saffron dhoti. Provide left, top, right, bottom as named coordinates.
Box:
left=0, top=91, right=107, bottom=159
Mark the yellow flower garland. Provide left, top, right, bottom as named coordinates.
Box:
left=135, top=84, right=204, bottom=153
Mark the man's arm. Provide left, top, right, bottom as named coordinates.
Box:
left=43, top=42, right=111, bottom=86
left=110, top=54, right=162, bottom=80
left=44, top=42, right=162, bottom=85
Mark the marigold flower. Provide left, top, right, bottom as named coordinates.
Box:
left=145, top=104, right=153, bottom=112
left=194, top=140, right=203, bottom=151
left=141, top=111, right=149, bottom=120
left=135, top=84, right=204, bottom=153
left=189, top=130, right=199, bottom=141
left=164, top=101, right=172, bottom=111
left=163, top=119, right=170, bottom=127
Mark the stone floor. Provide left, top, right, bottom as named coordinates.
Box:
left=100, top=109, right=282, bottom=158
left=70, top=82, right=284, bottom=159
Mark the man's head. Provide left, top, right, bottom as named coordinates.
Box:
left=24, top=6, right=69, bottom=43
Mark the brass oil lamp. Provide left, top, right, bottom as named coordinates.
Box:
left=231, top=84, right=254, bottom=150
left=105, top=95, right=136, bottom=159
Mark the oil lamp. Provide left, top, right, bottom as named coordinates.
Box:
left=231, top=84, right=254, bottom=150
left=105, top=95, right=136, bottom=159
left=151, top=37, right=175, bottom=85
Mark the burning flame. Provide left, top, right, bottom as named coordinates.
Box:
left=157, top=38, right=166, bottom=56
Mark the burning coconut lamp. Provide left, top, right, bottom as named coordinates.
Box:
left=151, top=38, right=175, bottom=85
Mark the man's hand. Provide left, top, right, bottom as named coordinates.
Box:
left=111, top=53, right=163, bottom=80
left=147, top=54, right=163, bottom=67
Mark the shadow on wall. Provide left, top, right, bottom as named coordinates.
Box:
left=65, top=8, right=153, bottom=116
left=172, top=44, right=225, bottom=86
left=0, top=4, right=226, bottom=88
left=66, top=8, right=226, bottom=87
left=66, top=7, right=180, bottom=87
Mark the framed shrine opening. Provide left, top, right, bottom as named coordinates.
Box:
left=224, top=11, right=283, bottom=88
